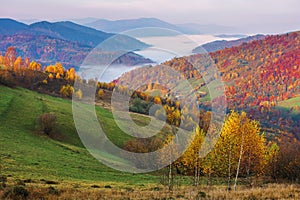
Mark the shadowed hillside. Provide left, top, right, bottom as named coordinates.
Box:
left=0, top=19, right=151, bottom=68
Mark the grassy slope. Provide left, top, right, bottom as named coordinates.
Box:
left=276, top=96, right=300, bottom=119
left=0, top=85, right=158, bottom=185
left=277, top=96, right=300, bottom=109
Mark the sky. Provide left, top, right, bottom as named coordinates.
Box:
left=1, top=0, right=300, bottom=34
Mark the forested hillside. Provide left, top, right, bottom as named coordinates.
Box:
left=118, top=31, right=300, bottom=138
left=0, top=19, right=151, bottom=68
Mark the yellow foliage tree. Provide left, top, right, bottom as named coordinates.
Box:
left=45, top=62, right=64, bottom=77
left=98, top=89, right=104, bottom=99
left=153, top=96, right=162, bottom=105
left=159, top=133, right=180, bottom=190
left=65, top=68, right=76, bottom=81
left=180, top=127, right=205, bottom=186
left=48, top=73, right=54, bottom=80
left=54, top=62, right=64, bottom=75
left=60, top=84, right=74, bottom=98
left=28, top=61, right=41, bottom=71
left=13, top=56, right=22, bottom=72
left=75, top=89, right=83, bottom=99
left=209, top=110, right=267, bottom=190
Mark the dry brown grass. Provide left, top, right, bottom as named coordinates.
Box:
left=1, top=178, right=299, bottom=200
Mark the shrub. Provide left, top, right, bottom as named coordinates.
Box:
left=38, top=113, right=57, bottom=135
left=0, top=176, right=7, bottom=189
left=130, top=98, right=153, bottom=114
left=0, top=70, right=16, bottom=87
left=3, top=186, right=29, bottom=200
left=47, top=186, right=60, bottom=195
left=196, top=191, right=206, bottom=199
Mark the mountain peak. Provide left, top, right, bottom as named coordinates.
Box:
left=0, top=18, right=28, bottom=34
left=30, top=20, right=52, bottom=26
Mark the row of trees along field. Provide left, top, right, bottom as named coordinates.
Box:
left=123, top=110, right=300, bottom=190
left=0, top=46, right=299, bottom=189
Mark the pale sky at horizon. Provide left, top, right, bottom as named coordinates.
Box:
left=1, top=0, right=299, bottom=34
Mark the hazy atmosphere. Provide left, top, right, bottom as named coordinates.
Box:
left=1, top=0, right=300, bottom=33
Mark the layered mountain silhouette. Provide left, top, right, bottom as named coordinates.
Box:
left=83, top=17, right=234, bottom=35
left=85, top=18, right=180, bottom=34
left=0, top=18, right=151, bottom=68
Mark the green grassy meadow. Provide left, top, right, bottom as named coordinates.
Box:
left=1, top=85, right=299, bottom=199
left=0, top=85, right=159, bottom=185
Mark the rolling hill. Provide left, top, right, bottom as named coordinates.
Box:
left=0, top=34, right=152, bottom=69
left=0, top=19, right=151, bottom=68
left=29, top=21, right=113, bottom=47
left=28, top=21, right=150, bottom=50
left=192, top=34, right=266, bottom=53
left=0, top=19, right=30, bottom=35
left=0, top=85, right=158, bottom=184
left=0, top=19, right=149, bottom=49
left=118, top=31, right=300, bottom=137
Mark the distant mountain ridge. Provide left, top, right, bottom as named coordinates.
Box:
left=215, top=34, right=248, bottom=38
left=85, top=18, right=183, bottom=36
left=18, top=17, right=245, bottom=35
left=193, top=34, right=266, bottom=53
left=0, top=18, right=30, bottom=35
left=0, top=18, right=152, bottom=68
left=0, top=18, right=149, bottom=50
left=84, top=17, right=236, bottom=35
left=0, top=34, right=152, bottom=69
left=29, top=21, right=112, bottom=48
